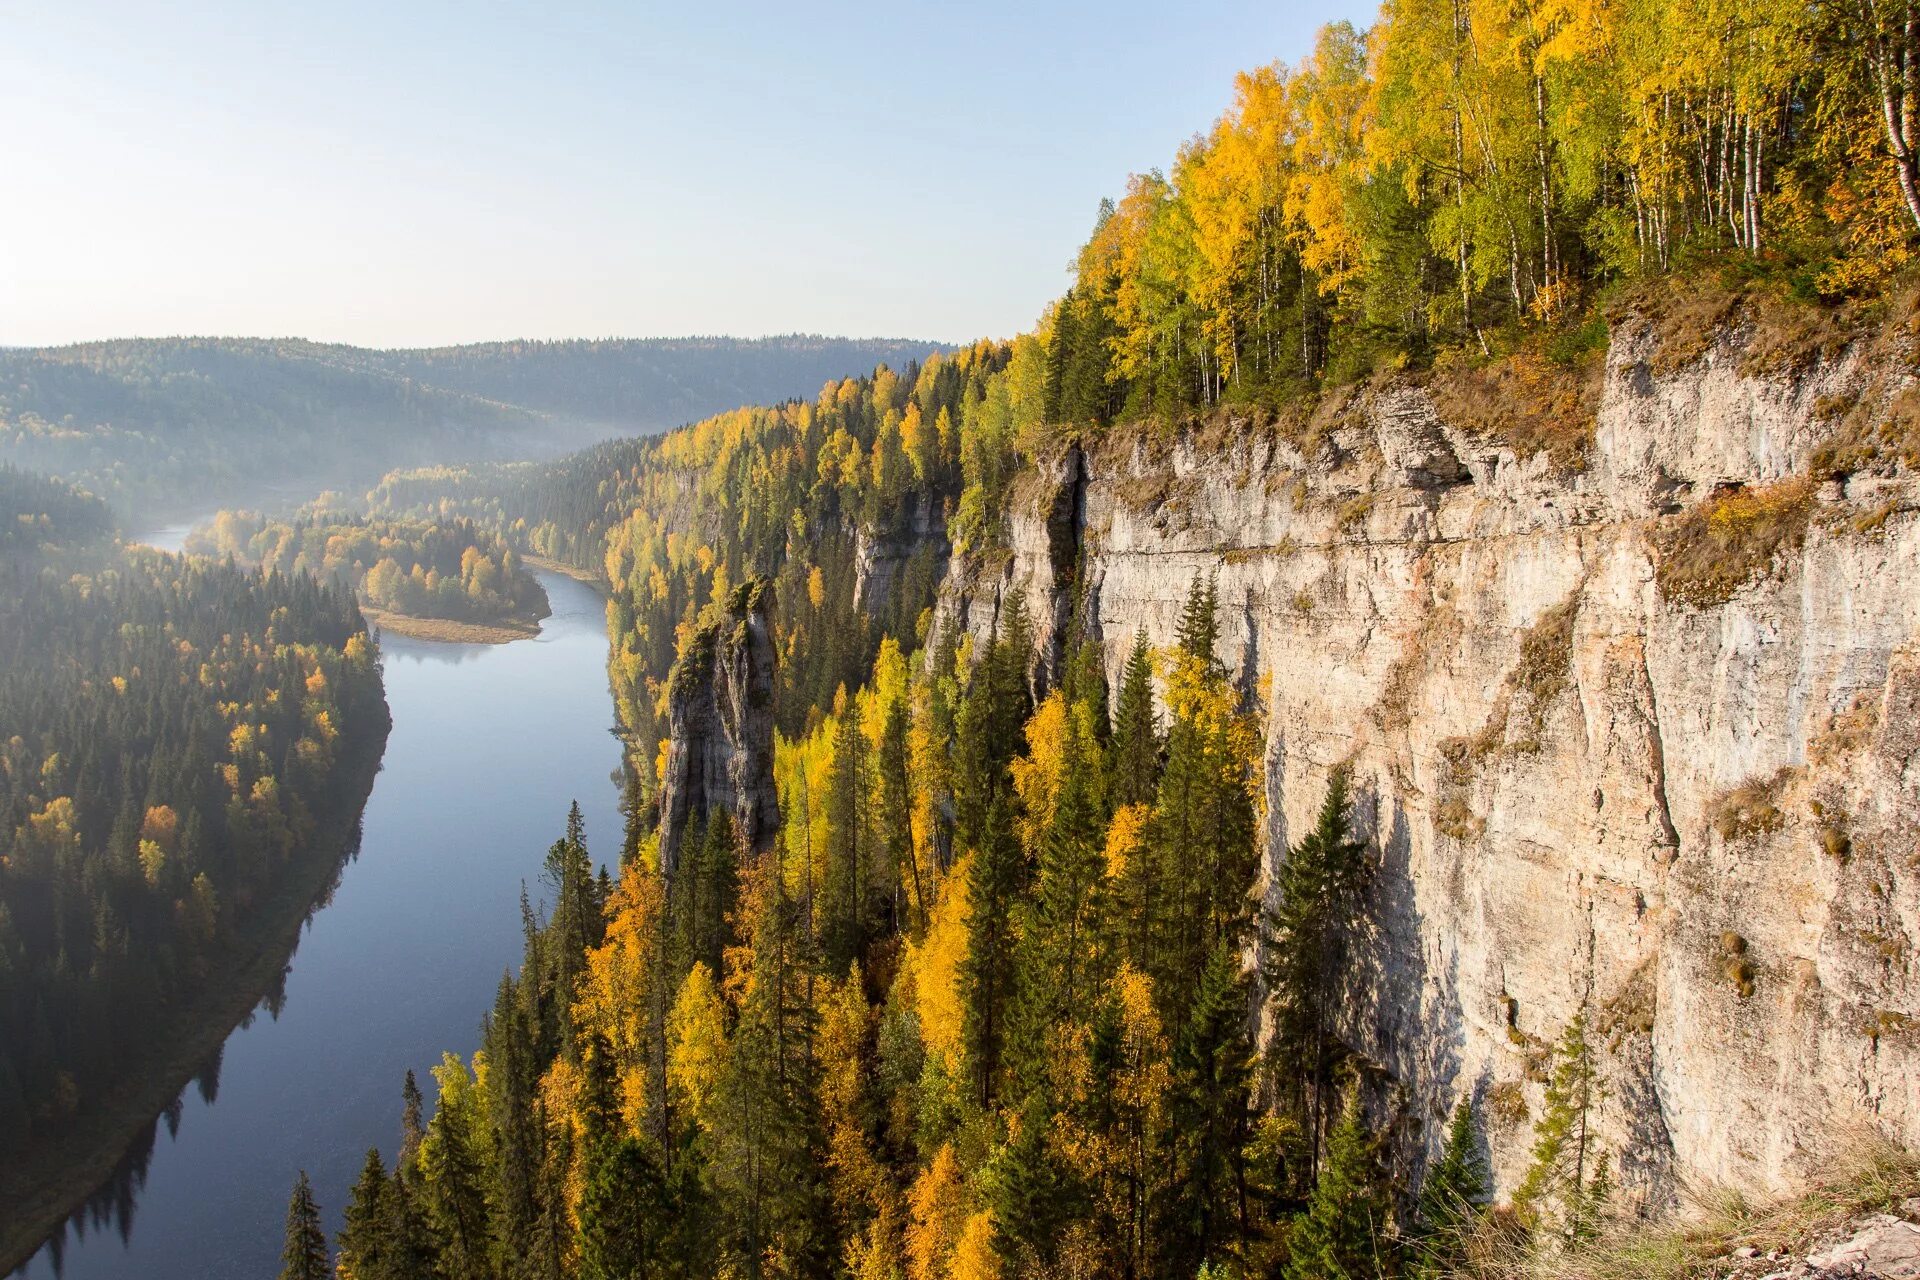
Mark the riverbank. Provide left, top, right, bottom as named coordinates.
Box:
left=363, top=605, right=545, bottom=645
left=524, top=553, right=605, bottom=589
left=0, top=723, right=390, bottom=1275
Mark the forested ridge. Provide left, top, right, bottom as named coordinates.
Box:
left=0, top=474, right=389, bottom=1176
left=0, top=335, right=947, bottom=521
left=279, top=2, right=1920, bottom=1277
left=188, top=510, right=549, bottom=629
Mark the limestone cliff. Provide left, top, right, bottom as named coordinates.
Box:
left=656, top=579, right=780, bottom=875
left=931, top=302, right=1920, bottom=1208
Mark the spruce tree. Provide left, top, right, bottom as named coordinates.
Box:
left=337, top=1147, right=396, bottom=1280
left=1175, top=575, right=1221, bottom=672
left=1109, top=628, right=1161, bottom=810
left=1515, top=1006, right=1610, bottom=1245
left=399, top=1069, right=425, bottom=1174
left=578, top=1137, right=669, bottom=1280
left=1265, top=767, right=1370, bottom=1178
left=987, top=1093, right=1086, bottom=1272
left=1413, top=1100, right=1491, bottom=1276
left=278, top=1170, right=328, bottom=1280
left=420, top=1092, right=490, bottom=1280
left=1160, top=941, right=1255, bottom=1274
left=1284, top=1091, right=1390, bottom=1280
left=823, top=700, right=870, bottom=972
left=878, top=692, right=921, bottom=931
left=961, top=791, right=1022, bottom=1109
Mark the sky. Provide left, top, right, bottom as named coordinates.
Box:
left=1, top=1, right=1379, bottom=349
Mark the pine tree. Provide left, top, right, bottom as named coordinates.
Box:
left=1159, top=941, right=1254, bottom=1274
left=987, top=1093, right=1085, bottom=1272
left=1018, top=705, right=1108, bottom=1064
left=1175, top=575, right=1220, bottom=672
left=399, top=1070, right=425, bottom=1175
left=419, top=1082, right=490, bottom=1280
left=1109, top=629, right=1161, bottom=810
left=823, top=699, right=871, bottom=972
left=1265, top=767, right=1370, bottom=1179
left=578, top=1137, right=670, bottom=1280
left=961, top=791, right=1022, bottom=1110
left=1515, top=1006, right=1610, bottom=1245
left=278, top=1171, right=328, bottom=1280
left=1283, top=1090, right=1390, bottom=1280
left=337, top=1147, right=396, bottom=1280
left=877, top=691, right=919, bottom=932
left=1412, top=1100, right=1491, bottom=1276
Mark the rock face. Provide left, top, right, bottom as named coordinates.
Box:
left=933, top=313, right=1920, bottom=1208
left=657, top=580, right=780, bottom=875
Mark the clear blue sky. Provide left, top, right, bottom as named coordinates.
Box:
left=1, top=0, right=1379, bottom=349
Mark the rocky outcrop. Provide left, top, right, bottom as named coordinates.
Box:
left=933, top=310, right=1920, bottom=1208
left=656, top=579, right=780, bottom=875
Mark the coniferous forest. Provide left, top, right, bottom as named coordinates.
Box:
left=270, top=3, right=1920, bottom=1277
left=0, top=470, right=389, bottom=1189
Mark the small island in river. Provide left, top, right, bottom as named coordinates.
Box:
left=189, top=511, right=551, bottom=644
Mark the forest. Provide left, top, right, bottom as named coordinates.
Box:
left=0, top=336, right=945, bottom=521
left=268, top=3, right=1920, bottom=1273
left=187, top=511, right=550, bottom=629
left=0, top=473, right=389, bottom=1162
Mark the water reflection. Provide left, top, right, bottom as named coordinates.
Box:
left=20, top=569, right=622, bottom=1280
left=18, top=820, right=364, bottom=1277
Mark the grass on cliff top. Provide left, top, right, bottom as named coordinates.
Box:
left=1446, top=1134, right=1919, bottom=1280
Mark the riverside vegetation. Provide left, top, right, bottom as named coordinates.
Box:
left=186, top=510, right=552, bottom=642
left=0, top=467, right=390, bottom=1267
left=275, top=1, right=1920, bottom=1278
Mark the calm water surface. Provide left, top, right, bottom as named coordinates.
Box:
left=25, top=566, right=623, bottom=1280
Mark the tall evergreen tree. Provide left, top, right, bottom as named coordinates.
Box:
left=1109, top=628, right=1162, bottom=810
left=278, top=1171, right=328, bottom=1280
left=399, top=1069, right=425, bottom=1174
left=1515, top=1006, right=1611, bottom=1245
left=1265, top=767, right=1370, bottom=1178
left=337, top=1148, right=397, bottom=1280
left=1159, top=941, right=1255, bottom=1274
left=1175, top=575, right=1221, bottom=672
left=1413, top=1100, right=1491, bottom=1277
left=822, top=698, right=872, bottom=972
left=1283, top=1091, right=1391, bottom=1280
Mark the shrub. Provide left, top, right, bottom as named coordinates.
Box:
left=1430, top=350, right=1600, bottom=473
left=1709, top=769, right=1795, bottom=843
left=1653, top=479, right=1813, bottom=608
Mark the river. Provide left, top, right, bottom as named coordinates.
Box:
left=21, top=552, right=625, bottom=1279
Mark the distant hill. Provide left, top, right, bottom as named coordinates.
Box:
left=0, top=335, right=950, bottom=521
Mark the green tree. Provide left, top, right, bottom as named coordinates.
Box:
left=1515, top=1006, right=1610, bottom=1245
left=1412, top=1100, right=1491, bottom=1276
left=279, top=1171, right=328, bottom=1280
left=578, top=1137, right=670, bottom=1280
left=1283, top=1091, right=1390, bottom=1280
left=1159, top=941, right=1255, bottom=1274
left=337, top=1148, right=396, bottom=1280
left=1265, top=767, right=1370, bottom=1178
left=1109, top=628, right=1161, bottom=810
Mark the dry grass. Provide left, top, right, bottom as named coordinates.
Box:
left=1653, top=478, right=1814, bottom=608
left=1709, top=768, right=1796, bottom=843
left=1812, top=383, right=1920, bottom=478
left=1717, top=931, right=1757, bottom=999
left=1430, top=350, right=1601, bottom=472
left=1444, top=1133, right=1920, bottom=1280
left=1435, top=795, right=1485, bottom=842
left=1716, top=769, right=1798, bottom=843
left=1619, top=275, right=1883, bottom=380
